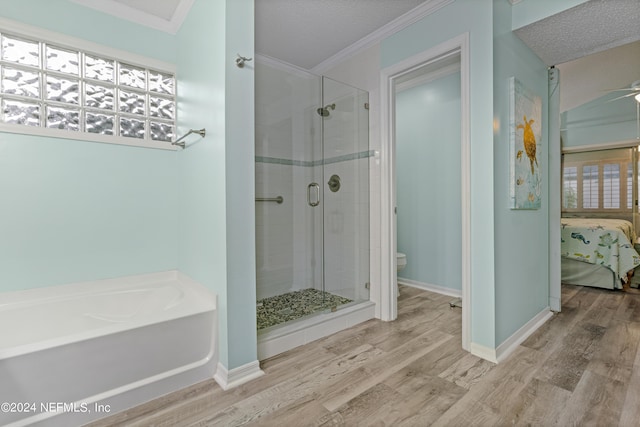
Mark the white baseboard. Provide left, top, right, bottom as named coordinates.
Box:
left=470, top=342, right=498, bottom=363
left=257, top=301, right=375, bottom=360
left=496, top=307, right=553, bottom=363
left=470, top=307, right=553, bottom=365
left=398, top=278, right=462, bottom=298
left=213, top=360, right=264, bottom=391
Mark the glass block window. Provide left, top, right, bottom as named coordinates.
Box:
left=0, top=30, right=176, bottom=143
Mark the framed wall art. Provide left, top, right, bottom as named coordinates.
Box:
left=510, top=77, right=542, bottom=209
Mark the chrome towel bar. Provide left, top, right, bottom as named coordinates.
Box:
left=172, top=128, right=206, bottom=149
left=256, top=196, right=283, bottom=204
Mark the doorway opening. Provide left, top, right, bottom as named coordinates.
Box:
left=380, top=34, right=471, bottom=351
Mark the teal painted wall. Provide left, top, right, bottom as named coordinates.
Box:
left=396, top=72, right=462, bottom=291
left=493, top=0, right=549, bottom=345
left=382, top=0, right=497, bottom=348
left=224, top=0, right=258, bottom=369
left=0, top=1, right=178, bottom=291
left=561, top=92, right=638, bottom=148
left=0, top=0, right=176, bottom=63
left=176, top=0, right=257, bottom=369
left=0, top=0, right=258, bottom=370
left=176, top=0, right=229, bottom=365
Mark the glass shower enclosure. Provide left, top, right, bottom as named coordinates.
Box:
left=255, top=61, right=370, bottom=332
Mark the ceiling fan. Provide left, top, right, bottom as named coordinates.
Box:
left=606, top=79, right=640, bottom=104
left=604, top=80, right=640, bottom=139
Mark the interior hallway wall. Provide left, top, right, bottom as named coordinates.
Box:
left=177, top=0, right=259, bottom=371
left=493, top=0, right=550, bottom=346
left=0, top=0, right=178, bottom=292
left=381, top=0, right=497, bottom=349
left=396, top=71, right=462, bottom=292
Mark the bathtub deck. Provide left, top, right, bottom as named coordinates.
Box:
left=85, top=285, right=640, bottom=427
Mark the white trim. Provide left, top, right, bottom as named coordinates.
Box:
left=398, top=278, right=462, bottom=298
left=471, top=309, right=553, bottom=364
left=255, top=54, right=316, bottom=79
left=379, top=33, right=471, bottom=352
left=257, top=301, right=375, bottom=360
left=469, top=342, right=497, bottom=364
left=0, top=123, right=179, bottom=151
left=213, top=360, right=264, bottom=391
left=460, top=33, right=471, bottom=352
left=496, top=307, right=553, bottom=363
left=549, top=67, right=562, bottom=314
left=69, top=0, right=195, bottom=35
left=395, top=62, right=461, bottom=93
left=0, top=17, right=176, bottom=72
left=170, top=0, right=197, bottom=34
left=311, top=0, right=454, bottom=75
left=561, top=139, right=640, bottom=153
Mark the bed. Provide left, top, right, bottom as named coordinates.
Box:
left=561, top=217, right=640, bottom=289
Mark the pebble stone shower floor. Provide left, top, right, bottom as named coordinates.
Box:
left=256, top=289, right=352, bottom=330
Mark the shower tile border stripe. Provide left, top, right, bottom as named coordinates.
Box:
left=256, top=150, right=374, bottom=167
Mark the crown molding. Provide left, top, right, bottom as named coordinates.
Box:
left=255, top=54, right=317, bottom=79
left=69, top=0, right=194, bottom=35
left=311, top=0, right=454, bottom=74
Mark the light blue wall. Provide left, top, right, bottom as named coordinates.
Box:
left=176, top=0, right=257, bottom=370
left=1, top=0, right=258, bottom=371
left=0, top=1, right=178, bottom=291
left=396, top=72, right=461, bottom=291
left=224, top=0, right=258, bottom=370
left=176, top=0, right=228, bottom=365
left=493, top=0, right=549, bottom=345
left=561, top=92, right=638, bottom=148
left=0, top=0, right=176, bottom=63
left=382, top=0, right=497, bottom=348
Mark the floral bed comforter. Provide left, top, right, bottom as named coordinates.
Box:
left=561, top=218, right=640, bottom=282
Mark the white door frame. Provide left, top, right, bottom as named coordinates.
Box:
left=548, top=67, right=562, bottom=312
left=379, top=33, right=471, bottom=351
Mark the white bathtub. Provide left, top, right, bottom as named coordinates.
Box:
left=0, top=271, right=217, bottom=427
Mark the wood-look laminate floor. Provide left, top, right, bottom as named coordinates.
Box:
left=87, top=284, right=640, bottom=427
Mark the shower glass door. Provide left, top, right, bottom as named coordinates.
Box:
left=255, top=60, right=369, bottom=331
left=320, top=77, right=370, bottom=308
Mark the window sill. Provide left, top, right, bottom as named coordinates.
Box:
left=0, top=123, right=179, bottom=151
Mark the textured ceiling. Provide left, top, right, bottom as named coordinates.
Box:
left=74, top=0, right=639, bottom=108
left=515, top=0, right=640, bottom=66
left=255, top=0, right=428, bottom=70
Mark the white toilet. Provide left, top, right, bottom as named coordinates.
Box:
left=397, top=252, right=407, bottom=272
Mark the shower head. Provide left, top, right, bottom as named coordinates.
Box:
left=317, top=103, right=336, bottom=117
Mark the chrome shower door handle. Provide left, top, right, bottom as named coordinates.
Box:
left=308, top=182, right=320, bottom=207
